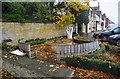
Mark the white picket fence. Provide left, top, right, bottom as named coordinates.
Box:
left=52, top=40, right=100, bottom=62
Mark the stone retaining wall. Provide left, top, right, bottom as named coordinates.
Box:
left=1, top=22, right=66, bottom=44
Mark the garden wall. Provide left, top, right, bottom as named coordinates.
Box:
left=2, top=53, right=74, bottom=77
left=1, top=22, right=66, bottom=44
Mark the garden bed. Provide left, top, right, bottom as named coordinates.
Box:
left=64, top=43, right=120, bottom=77
left=2, top=35, right=120, bottom=78
left=1, top=35, right=92, bottom=52
left=60, top=64, right=119, bottom=79
left=85, top=43, right=120, bottom=63
left=25, top=35, right=92, bottom=45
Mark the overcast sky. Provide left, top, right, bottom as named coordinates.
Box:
left=90, top=0, right=119, bottom=24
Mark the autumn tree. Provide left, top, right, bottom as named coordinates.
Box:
left=68, top=2, right=89, bottom=34
left=52, top=2, right=90, bottom=38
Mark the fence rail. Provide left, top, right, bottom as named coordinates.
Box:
left=52, top=41, right=100, bottom=62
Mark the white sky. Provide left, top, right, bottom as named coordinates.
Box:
left=90, top=0, right=120, bottom=24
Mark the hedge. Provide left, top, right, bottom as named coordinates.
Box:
left=25, top=38, right=47, bottom=46
left=64, top=56, right=120, bottom=76
left=73, top=39, right=91, bottom=44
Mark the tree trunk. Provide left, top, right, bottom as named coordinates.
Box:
left=85, top=24, right=88, bottom=33
left=77, top=23, right=82, bottom=34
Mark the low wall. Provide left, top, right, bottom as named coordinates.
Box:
left=2, top=52, right=74, bottom=77
left=1, top=22, right=66, bottom=44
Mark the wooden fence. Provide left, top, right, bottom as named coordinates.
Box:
left=52, top=41, right=100, bottom=62
left=18, top=40, right=100, bottom=62
left=18, top=42, right=37, bottom=58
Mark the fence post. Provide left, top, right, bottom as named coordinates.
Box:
left=56, top=45, right=60, bottom=63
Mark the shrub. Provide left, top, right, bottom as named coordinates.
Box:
left=25, top=38, right=47, bottom=45
left=73, top=35, right=92, bottom=44
left=64, top=56, right=120, bottom=76
left=1, top=42, right=10, bottom=51
left=104, top=44, right=112, bottom=51
left=25, top=36, right=66, bottom=45
left=73, top=39, right=91, bottom=44
left=85, top=44, right=106, bottom=59
left=1, top=42, right=18, bottom=51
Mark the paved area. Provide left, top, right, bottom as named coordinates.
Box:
left=2, top=51, right=74, bottom=77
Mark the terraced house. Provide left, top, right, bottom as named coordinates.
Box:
left=82, top=2, right=114, bottom=34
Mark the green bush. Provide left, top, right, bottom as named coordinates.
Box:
left=1, top=42, right=11, bottom=51
left=1, top=42, right=18, bottom=51
left=85, top=45, right=106, bottom=59
left=104, top=44, right=112, bottom=51
left=25, top=36, right=66, bottom=45
left=25, top=38, right=47, bottom=45
left=73, top=39, right=91, bottom=44
left=64, top=56, right=120, bottom=76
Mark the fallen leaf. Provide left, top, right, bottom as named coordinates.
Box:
left=56, top=66, right=59, bottom=69
left=9, top=55, right=13, bottom=58
left=49, top=69, right=51, bottom=72
left=52, top=69, right=57, bottom=72
left=40, top=61, right=44, bottom=63
left=37, top=60, right=40, bottom=62
left=4, top=55, right=8, bottom=58
left=50, top=65, right=54, bottom=68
